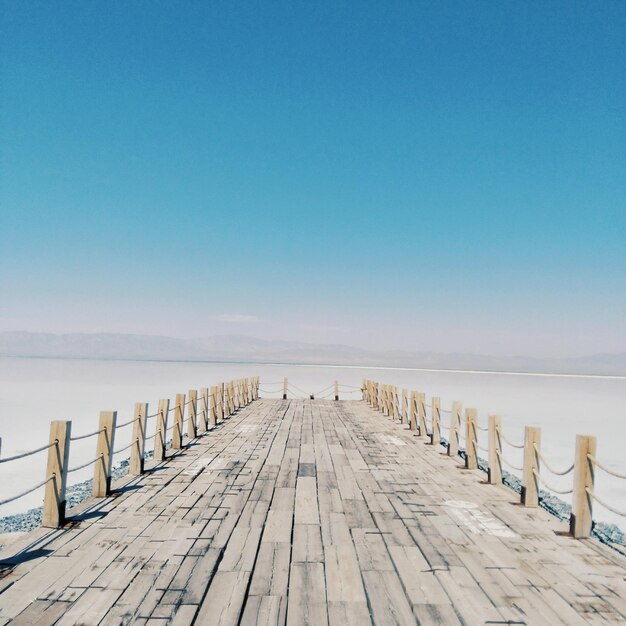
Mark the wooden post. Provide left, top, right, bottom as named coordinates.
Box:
left=373, top=382, right=379, bottom=410
left=570, top=435, right=597, bottom=538
left=400, top=389, right=409, bottom=424
left=334, top=380, right=339, bottom=401
left=93, top=411, right=117, bottom=498
left=522, top=426, right=541, bottom=507
left=465, top=408, right=478, bottom=470
left=209, top=386, right=217, bottom=426
left=447, top=402, right=461, bottom=457
left=199, top=388, right=209, bottom=433
left=409, top=391, right=417, bottom=430
left=488, top=415, right=502, bottom=485
left=392, top=387, right=398, bottom=421
left=229, top=381, right=235, bottom=414
left=361, top=379, right=366, bottom=401
left=42, top=420, right=71, bottom=528
left=430, top=397, right=441, bottom=446
left=283, top=377, right=288, bottom=400
left=188, top=389, right=198, bottom=439
left=418, top=393, right=427, bottom=438
left=130, top=402, right=147, bottom=475
left=172, top=393, right=185, bottom=450
left=154, top=399, right=169, bottom=461
left=219, top=383, right=225, bottom=421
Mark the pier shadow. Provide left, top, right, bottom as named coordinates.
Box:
left=0, top=547, right=54, bottom=569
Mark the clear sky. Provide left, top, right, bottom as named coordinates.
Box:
left=1, top=1, right=625, bottom=357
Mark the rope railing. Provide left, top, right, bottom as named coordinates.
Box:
left=70, top=428, right=105, bottom=442
left=115, top=416, right=136, bottom=429
left=586, top=488, right=626, bottom=518
left=534, top=445, right=575, bottom=476
left=497, top=451, right=523, bottom=472
left=587, top=455, right=626, bottom=480
left=0, top=441, right=56, bottom=464
left=67, top=455, right=101, bottom=474
left=533, top=470, right=574, bottom=495
left=113, top=439, right=138, bottom=456
left=361, top=377, right=625, bottom=540
left=0, top=376, right=261, bottom=525
left=0, top=476, right=53, bottom=507
left=497, top=427, right=524, bottom=449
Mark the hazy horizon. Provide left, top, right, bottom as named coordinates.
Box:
left=2, top=330, right=626, bottom=377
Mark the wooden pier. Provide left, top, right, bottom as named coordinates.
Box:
left=1, top=394, right=626, bottom=624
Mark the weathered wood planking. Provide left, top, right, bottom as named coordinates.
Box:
left=1, top=398, right=625, bottom=625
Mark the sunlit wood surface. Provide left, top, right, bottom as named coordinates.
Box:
left=1, top=399, right=625, bottom=625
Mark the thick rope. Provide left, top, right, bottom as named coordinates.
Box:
left=116, top=416, right=136, bottom=429
left=533, top=470, right=573, bottom=495
left=534, top=445, right=575, bottom=476
left=113, top=439, right=138, bottom=455
left=497, top=450, right=523, bottom=472
left=0, top=476, right=53, bottom=506
left=0, top=441, right=56, bottom=464
left=70, top=428, right=105, bottom=442
left=67, top=455, right=101, bottom=474
left=587, top=455, right=626, bottom=480
left=586, top=488, right=626, bottom=517
left=497, top=428, right=524, bottom=449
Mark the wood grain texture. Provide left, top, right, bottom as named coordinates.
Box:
left=1, top=398, right=624, bottom=625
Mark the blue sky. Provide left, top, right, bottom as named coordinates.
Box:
left=1, top=1, right=625, bottom=357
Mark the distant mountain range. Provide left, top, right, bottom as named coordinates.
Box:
left=1, top=331, right=625, bottom=376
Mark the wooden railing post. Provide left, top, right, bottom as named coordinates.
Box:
left=409, top=391, right=417, bottom=430
left=172, top=393, right=185, bottom=449
left=199, top=388, right=209, bottom=433
left=283, top=377, right=288, bottom=400
left=465, top=408, right=478, bottom=469
left=448, top=402, right=461, bottom=457
left=488, top=415, right=502, bottom=485
left=522, top=426, right=541, bottom=507
left=42, top=420, right=71, bottom=528
left=154, top=399, right=169, bottom=461
left=418, top=392, right=427, bottom=438
left=362, top=379, right=366, bottom=401
left=209, top=386, right=217, bottom=426
left=570, top=435, right=597, bottom=538
left=130, top=402, right=147, bottom=475
left=374, top=382, right=379, bottom=410
left=220, top=383, right=225, bottom=421
left=401, top=389, right=407, bottom=424
left=334, top=380, right=339, bottom=401
left=392, top=387, right=398, bottom=420
left=93, top=411, right=117, bottom=498
left=430, top=397, right=441, bottom=446
left=188, top=389, right=198, bottom=440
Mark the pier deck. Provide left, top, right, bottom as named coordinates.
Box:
left=1, top=399, right=625, bottom=625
